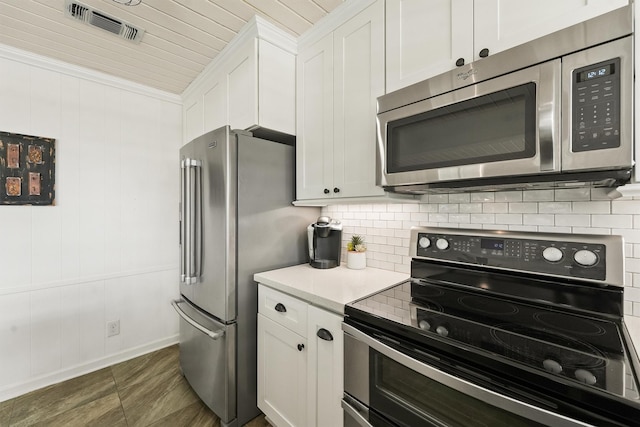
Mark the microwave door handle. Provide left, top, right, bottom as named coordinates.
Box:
left=538, top=61, right=561, bottom=172
left=539, top=101, right=556, bottom=171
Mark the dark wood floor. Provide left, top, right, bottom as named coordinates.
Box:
left=0, top=345, right=270, bottom=427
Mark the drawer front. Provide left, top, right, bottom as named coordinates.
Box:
left=258, top=285, right=308, bottom=336
left=175, top=299, right=235, bottom=423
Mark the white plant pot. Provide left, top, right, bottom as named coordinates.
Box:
left=347, top=251, right=366, bottom=270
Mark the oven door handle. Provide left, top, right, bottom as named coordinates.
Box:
left=342, top=397, right=373, bottom=427
left=342, top=323, right=594, bottom=427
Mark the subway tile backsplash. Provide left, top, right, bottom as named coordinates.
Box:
left=323, top=188, right=640, bottom=319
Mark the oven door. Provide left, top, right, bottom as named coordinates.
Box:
left=343, top=323, right=594, bottom=427
left=376, top=59, right=561, bottom=189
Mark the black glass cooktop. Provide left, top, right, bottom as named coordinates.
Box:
left=346, top=269, right=640, bottom=403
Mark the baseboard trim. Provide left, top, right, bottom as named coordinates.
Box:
left=0, top=334, right=179, bottom=402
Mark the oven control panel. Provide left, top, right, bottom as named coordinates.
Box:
left=413, top=230, right=610, bottom=282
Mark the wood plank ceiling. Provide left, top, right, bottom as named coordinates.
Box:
left=0, top=0, right=343, bottom=94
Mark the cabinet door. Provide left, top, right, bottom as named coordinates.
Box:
left=307, top=306, right=344, bottom=427
left=258, top=39, right=296, bottom=135
left=184, top=98, right=203, bottom=144
left=226, top=39, right=258, bottom=131
left=332, top=0, right=386, bottom=199
left=296, top=34, right=334, bottom=200
left=386, top=0, right=474, bottom=92
left=474, top=0, right=628, bottom=61
left=202, top=77, right=227, bottom=134
left=258, top=314, right=308, bottom=427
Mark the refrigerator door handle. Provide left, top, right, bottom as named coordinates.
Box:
left=183, top=158, right=201, bottom=285
left=172, top=300, right=225, bottom=340
left=180, top=159, right=187, bottom=284
left=194, top=160, right=202, bottom=279
left=183, top=158, right=192, bottom=283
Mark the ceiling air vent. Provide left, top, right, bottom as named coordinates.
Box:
left=64, top=0, right=145, bottom=43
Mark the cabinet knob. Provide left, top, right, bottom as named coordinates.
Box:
left=324, top=188, right=330, bottom=194
left=455, top=58, right=465, bottom=67
left=317, top=328, right=333, bottom=341
left=297, top=343, right=305, bottom=351
left=333, top=187, right=340, bottom=193
left=479, top=48, right=490, bottom=58
left=274, top=303, right=287, bottom=313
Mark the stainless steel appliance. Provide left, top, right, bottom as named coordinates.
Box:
left=344, top=227, right=640, bottom=426
left=376, top=5, right=634, bottom=194
left=307, top=216, right=343, bottom=269
left=172, top=126, right=318, bottom=427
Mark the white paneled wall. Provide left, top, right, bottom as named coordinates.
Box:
left=323, top=188, right=640, bottom=319
left=0, top=47, right=182, bottom=400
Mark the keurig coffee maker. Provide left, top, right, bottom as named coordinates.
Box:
left=307, top=216, right=342, bottom=269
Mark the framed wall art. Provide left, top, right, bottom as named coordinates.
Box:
left=0, top=131, right=55, bottom=205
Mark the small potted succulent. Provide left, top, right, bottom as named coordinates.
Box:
left=346, top=234, right=367, bottom=270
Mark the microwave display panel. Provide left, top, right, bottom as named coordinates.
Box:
left=577, top=64, right=613, bottom=82
left=572, top=58, right=620, bottom=153
left=386, top=83, right=537, bottom=173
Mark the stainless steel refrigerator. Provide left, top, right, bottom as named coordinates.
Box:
left=172, top=126, right=318, bottom=427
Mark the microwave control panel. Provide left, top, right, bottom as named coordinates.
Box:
left=572, top=57, right=621, bottom=152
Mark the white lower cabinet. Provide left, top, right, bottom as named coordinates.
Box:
left=258, top=315, right=308, bottom=427
left=307, top=305, right=344, bottom=427
left=257, top=285, right=344, bottom=427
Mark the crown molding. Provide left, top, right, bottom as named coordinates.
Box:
left=0, top=43, right=181, bottom=104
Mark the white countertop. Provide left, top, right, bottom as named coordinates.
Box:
left=254, top=264, right=409, bottom=314
left=254, top=263, right=640, bottom=359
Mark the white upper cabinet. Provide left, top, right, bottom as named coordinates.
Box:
left=296, top=0, right=385, bottom=202
left=386, top=0, right=473, bottom=93
left=386, top=0, right=629, bottom=92
left=182, top=17, right=296, bottom=144
left=474, top=0, right=629, bottom=61
left=297, top=34, right=335, bottom=201
left=332, top=2, right=386, bottom=199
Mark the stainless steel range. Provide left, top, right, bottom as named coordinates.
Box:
left=343, top=227, right=640, bottom=427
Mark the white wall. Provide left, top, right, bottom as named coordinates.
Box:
left=324, top=188, right=640, bottom=319
left=0, top=46, right=182, bottom=401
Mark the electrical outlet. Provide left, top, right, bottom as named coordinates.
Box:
left=107, top=320, right=120, bottom=337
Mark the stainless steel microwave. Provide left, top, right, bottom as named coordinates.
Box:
left=377, top=6, right=634, bottom=194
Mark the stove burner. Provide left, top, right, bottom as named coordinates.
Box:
left=411, top=283, right=446, bottom=312
left=490, top=324, right=608, bottom=372
left=458, top=295, right=519, bottom=316
left=411, top=282, right=445, bottom=297
left=413, top=300, right=444, bottom=313
left=533, top=312, right=607, bottom=336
